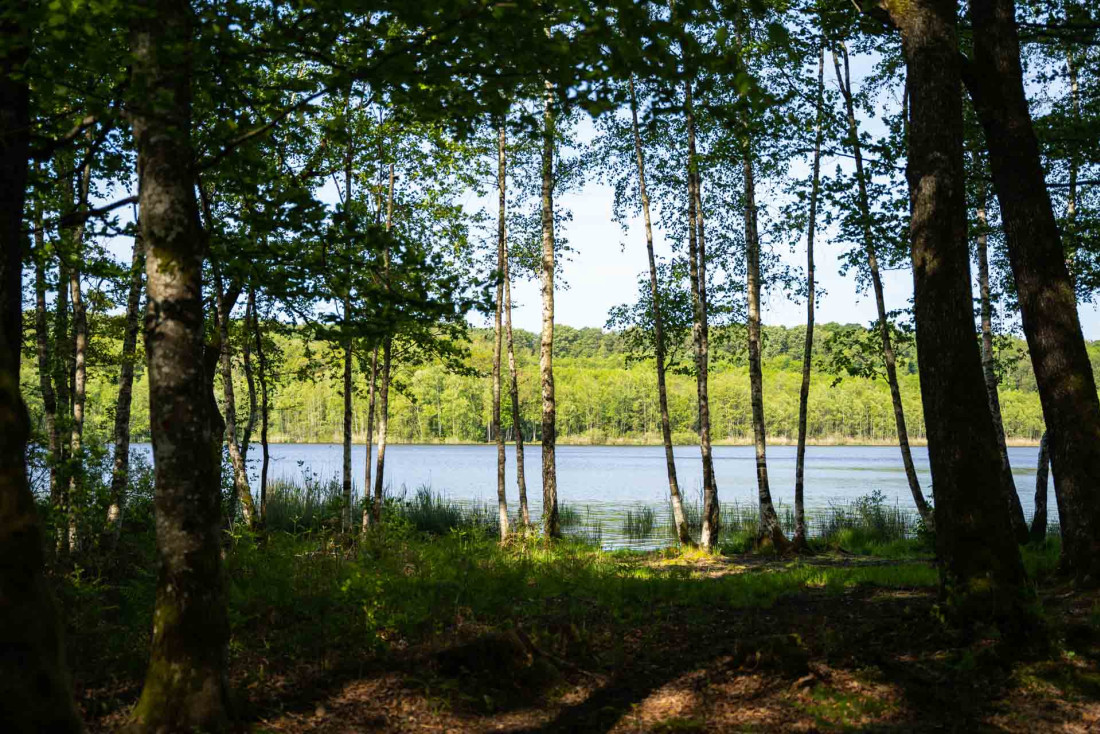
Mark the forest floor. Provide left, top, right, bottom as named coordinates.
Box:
left=66, top=529, right=1100, bottom=733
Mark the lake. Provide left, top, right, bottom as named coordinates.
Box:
left=137, top=442, right=1054, bottom=549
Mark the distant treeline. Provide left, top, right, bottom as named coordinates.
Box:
left=24, top=320, right=1083, bottom=447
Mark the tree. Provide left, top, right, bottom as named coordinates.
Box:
left=539, top=82, right=560, bottom=539
left=966, top=0, right=1100, bottom=582
left=493, top=123, right=510, bottom=541
left=0, top=2, right=82, bottom=728
left=884, top=0, right=1027, bottom=611
left=126, top=0, right=232, bottom=726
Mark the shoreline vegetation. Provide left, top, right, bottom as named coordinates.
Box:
left=257, top=434, right=1046, bottom=448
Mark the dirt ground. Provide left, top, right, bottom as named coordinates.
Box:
left=80, top=556, right=1100, bottom=732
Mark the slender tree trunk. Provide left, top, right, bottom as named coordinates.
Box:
left=493, top=124, right=510, bottom=541
left=342, top=303, right=354, bottom=530
left=887, top=0, right=1026, bottom=608
left=107, top=222, right=145, bottom=536
left=361, top=345, right=377, bottom=532
left=540, top=82, right=560, bottom=539
left=794, top=42, right=826, bottom=551
left=0, top=6, right=83, bottom=724
left=974, top=175, right=1028, bottom=543
left=833, top=43, right=932, bottom=527
left=372, top=163, right=395, bottom=524
left=253, top=303, right=270, bottom=524
left=966, top=0, right=1100, bottom=583
left=631, top=78, right=691, bottom=547
left=216, top=271, right=255, bottom=530
left=1030, top=432, right=1049, bottom=543
left=241, top=285, right=257, bottom=462
left=65, top=150, right=92, bottom=553
left=743, top=128, right=790, bottom=554
left=52, top=254, right=71, bottom=557
left=373, top=340, right=391, bottom=522
left=128, top=0, right=232, bottom=726
left=503, top=212, right=529, bottom=526
left=685, top=81, right=720, bottom=551
left=32, top=198, right=60, bottom=507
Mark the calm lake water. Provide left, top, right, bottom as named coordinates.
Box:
left=132, top=442, right=1057, bottom=549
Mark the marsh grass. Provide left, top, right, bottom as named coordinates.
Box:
left=622, top=505, right=657, bottom=539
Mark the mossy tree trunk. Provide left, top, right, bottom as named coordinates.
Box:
left=127, top=0, right=232, bottom=728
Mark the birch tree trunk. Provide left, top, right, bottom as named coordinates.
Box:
left=241, top=285, right=257, bottom=462
left=684, top=81, right=720, bottom=550
left=967, top=0, right=1100, bottom=582
left=216, top=272, right=255, bottom=530
left=362, top=346, right=377, bottom=532
left=65, top=151, right=92, bottom=553
left=833, top=43, right=933, bottom=528
left=342, top=303, right=354, bottom=530
left=794, top=42, right=826, bottom=551
left=631, top=78, right=691, bottom=547
left=974, top=177, right=1028, bottom=543
left=540, top=82, right=560, bottom=539
left=0, top=7, right=83, bottom=723
left=128, top=0, right=232, bottom=725
left=107, top=222, right=145, bottom=536
left=254, top=303, right=270, bottom=525
left=372, top=164, right=395, bottom=524
left=493, top=123, right=510, bottom=541
left=503, top=214, right=529, bottom=526
left=886, top=0, right=1026, bottom=606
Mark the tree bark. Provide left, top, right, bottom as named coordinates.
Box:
left=631, top=78, right=691, bottom=547
left=974, top=175, right=1028, bottom=543
left=107, top=221, right=145, bottom=536
left=887, top=0, right=1026, bottom=607
left=966, top=0, right=1100, bottom=583
left=52, top=254, right=71, bottom=557
left=0, top=5, right=83, bottom=725
left=1030, top=432, right=1049, bottom=543
left=342, top=305, right=354, bottom=530
left=795, top=42, right=826, bottom=551
left=241, top=285, right=257, bottom=462
left=493, top=124, right=510, bottom=541
left=833, top=43, right=932, bottom=528
left=216, top=271, right=255, bottom=530
left=128, top=0, right=232, bottom=726
left=502, top=205, right=529, bottom=526
left=540, top=82, right=560, bottom=539
left=743, top=124, right=790, bottom=554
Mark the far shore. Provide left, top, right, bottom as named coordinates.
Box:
left=255, top=435, right=1044, bottom=448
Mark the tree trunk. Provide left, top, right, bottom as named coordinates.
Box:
left=362, top=345, right=377, bottom=532
left=65, top=149, right=92, bottom=554
left=372, top=339, right=391, bottom=522
left=540, top=82, right=559, bottom=539
left=966, top=0, right=1100, bottom=583
left=1030, top=432, right=1049, bottom=543
left=52, top=254, right=71, bottom=557
left=241, top=285, right=257, bottom=462
left=503, top=207, right=529, bottom=526
left=833, top=43, right=933, bottom=528
left=253, top=301, right=270, bottom=525
left=743, top=128, right=790, bottom=554
left=216, top=271, right=255, bottom=530
left=0, top=6, right=83, bottom=724
left=685, top=81, right=720, bottom=551
left=493, top=124, right=510, bottom=541
left=32, top=198, right=60, bottom=508
left=127, top=0, right=232, bottom=726
left=107, top=222, right=145, bottom=536
left=631, top=78, right=691, bottom=547
left=795, top=42, right=826, bottom=551
left=342, top=306, right=353, bottom=530
left=974, top=175, right=1028, bottom=543
left=887, top=0, right=1026, bottom=609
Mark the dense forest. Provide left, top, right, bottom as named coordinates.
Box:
left=3, top=0, right=1100, bottom=731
